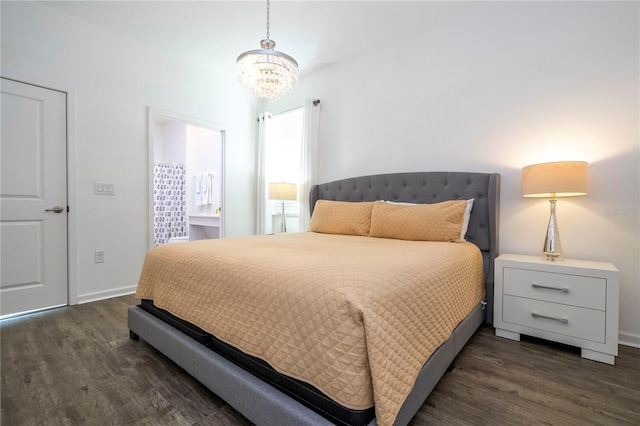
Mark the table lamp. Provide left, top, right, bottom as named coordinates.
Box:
left=268, top=182, right=297, bottom=233
left=522, top=161, right=588, bottom=260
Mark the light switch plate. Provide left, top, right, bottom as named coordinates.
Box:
left=94, top=182, right=115, bottom=195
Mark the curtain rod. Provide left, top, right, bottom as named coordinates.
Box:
left=256, top=99, right=321, bottom=121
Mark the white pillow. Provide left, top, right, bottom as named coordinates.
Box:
left=384, top=199, right=474, bottom=241
left=460, top=198, right=474, bottom=241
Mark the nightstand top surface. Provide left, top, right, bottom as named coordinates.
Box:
left=496, top=253, right=618, bottom=272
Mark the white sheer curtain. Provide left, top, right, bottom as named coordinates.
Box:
left=256, top=112, right=271, bottom=235
left=297, top=99, right=321, bottom=231
left=256, top=98, right=320, bottom=234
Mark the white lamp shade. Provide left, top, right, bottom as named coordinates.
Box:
left=522, top=161, right=588, bottom=198
left=268, top=182, right=297, bottom=201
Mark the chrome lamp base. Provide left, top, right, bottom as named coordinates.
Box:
left=543, top=198, right=562, bottom=261
left=280, top=200, right=287, bottom=233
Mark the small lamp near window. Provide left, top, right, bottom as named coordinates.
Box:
left=269, top=182, right=297, bottom=233
left=522, top=161, right=588, bottom=260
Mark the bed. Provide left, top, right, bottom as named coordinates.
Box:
left=128, top=171, right=500, bottom=426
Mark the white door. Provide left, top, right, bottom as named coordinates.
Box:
left=1, top=78, right=68, bottom=317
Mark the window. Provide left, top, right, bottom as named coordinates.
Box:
left=263, top=107, right=303, bottom=232
left=257, top=99, right=320, bottom=235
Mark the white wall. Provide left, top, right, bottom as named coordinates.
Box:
left=1, top=2, right=257, bottom=303
left=277, top=2, right=640, bottom=344
left=157, top=121, right=187, bottom=164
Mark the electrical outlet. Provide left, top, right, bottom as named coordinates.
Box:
left=95, top=250, right=105, bottom=263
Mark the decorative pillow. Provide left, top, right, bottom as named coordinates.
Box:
left=309, top=200, right=375, bottom=236
left=370, top=200, right=468, bottom=242
left=385, top=199, right=474, bottom=241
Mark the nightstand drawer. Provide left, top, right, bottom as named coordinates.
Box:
left=503, top=267, right=606, bottom=310
left=502, top=295, right=606, bottom=343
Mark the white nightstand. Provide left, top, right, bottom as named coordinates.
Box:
left=493, top=254, right=619, bottom=365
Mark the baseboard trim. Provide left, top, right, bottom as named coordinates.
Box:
left=77, top=286, right=136, bottom=305
left=619, top=331, right=640, bottom=349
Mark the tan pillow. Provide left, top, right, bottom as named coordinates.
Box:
left=309, top=200, right=375, bottom=236
left=369, top=200, right=468, bottom=242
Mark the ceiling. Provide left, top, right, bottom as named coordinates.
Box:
left=42, top=1, right=474, bottom=76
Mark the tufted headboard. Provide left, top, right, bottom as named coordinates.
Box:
left=309, top=171, right=500, bottom=324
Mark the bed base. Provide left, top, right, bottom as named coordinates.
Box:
left=128, top=302, right=484, bottom=426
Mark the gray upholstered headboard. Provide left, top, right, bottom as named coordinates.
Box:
left=309, top=171, right=500, bottom=324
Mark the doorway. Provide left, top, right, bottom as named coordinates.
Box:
left=148, top=108, right=225, bottom=248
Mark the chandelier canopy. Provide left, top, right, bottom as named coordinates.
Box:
left=236, top=0, right=299, bottom=103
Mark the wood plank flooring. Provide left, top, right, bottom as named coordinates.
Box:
left=2, top=295, right=639, bottom=425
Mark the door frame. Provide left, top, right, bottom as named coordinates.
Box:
left=1, top=73, right=79, bottom=306
left=147, top=107, right=226, bottom=249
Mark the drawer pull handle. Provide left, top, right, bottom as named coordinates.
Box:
left=531, top=312, right=569, bottom=324
left=532, top=283, right=569, bottom=293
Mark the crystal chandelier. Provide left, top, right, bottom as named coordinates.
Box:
left=236, top=0, right=299, bottom=103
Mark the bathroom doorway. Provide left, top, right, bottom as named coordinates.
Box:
left=148, top=108, right=225, bottom=249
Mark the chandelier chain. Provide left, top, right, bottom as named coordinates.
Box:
left=265, top=0, right=270, bottom=40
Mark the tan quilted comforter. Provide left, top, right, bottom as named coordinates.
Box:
left=135, top=232, right=485, bottom=425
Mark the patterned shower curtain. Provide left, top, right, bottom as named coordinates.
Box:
left=153, top=161, right=187, bottom=246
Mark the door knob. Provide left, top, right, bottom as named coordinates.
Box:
left=45, top=206, right=64, bottom=213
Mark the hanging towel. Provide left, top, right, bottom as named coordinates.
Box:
left=201, top=173, right=208, bottom=205
left=195, top=174, right=204, bottom=206
left=206, top=173, right=214, bottom=205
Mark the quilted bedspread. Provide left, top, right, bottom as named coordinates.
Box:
left=135, top=232, right=484, bottom=425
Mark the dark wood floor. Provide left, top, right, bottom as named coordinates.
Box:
left=2, top=295, right=639, bottom=425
